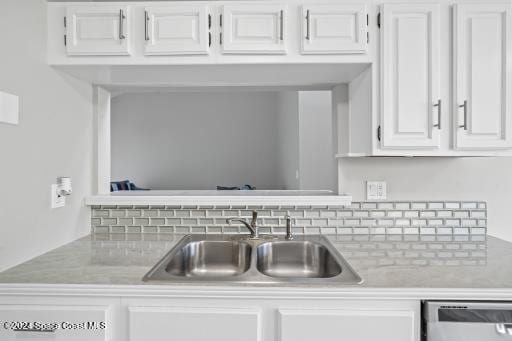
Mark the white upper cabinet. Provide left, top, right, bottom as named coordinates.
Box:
left=144, top=5, right=210, bottom=56
left=301, top=4, right=368, bottom=54
left=380, top=4, right=441, bottom=149
left=65, top=6, right=131, bottom=56
left=454, top=4, right=512, bottom=150
left=221, top=4, right=287, bottom=54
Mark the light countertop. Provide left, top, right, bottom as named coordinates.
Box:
left=0, top=233, right=510, bottom=290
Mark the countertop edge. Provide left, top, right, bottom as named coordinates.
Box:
left=1, top=283, right=512, bottom=300
left=85, top=194, right=352, bottom=206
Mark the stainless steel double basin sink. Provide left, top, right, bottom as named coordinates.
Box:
left=143, top=235, right=362, bottom=285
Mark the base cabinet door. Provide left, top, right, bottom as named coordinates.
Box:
left=221, top=4, right=287, bottom=54
left=144, top=5, right=210, bottom=56
left=278, top=308, right=415, bottom=341
left=128, top=306, right=261, bottom=341
left=0, top=304, right=113, bottom=341
left=65, top=6, right=131, bottom=56
left=380, top=4, right=441, bottom=149
left=301, top=4, right=368, bottom=54
left=454, top=4, right=512, bottom=150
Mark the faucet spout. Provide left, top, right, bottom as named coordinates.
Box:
left=226, top=211, right=259, bottom=239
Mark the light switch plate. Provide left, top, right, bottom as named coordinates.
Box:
left=366, top=181, right=387, bottom=200
left=51, top=184, right=66, bottom=209
left=0, top=91, right=19, bottom=125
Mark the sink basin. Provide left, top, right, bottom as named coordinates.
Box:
left=165, top=241, right=251, bottom=277
left=256, top=241, right=342, bottom=278
left=143, top=235, right=362, bottom=285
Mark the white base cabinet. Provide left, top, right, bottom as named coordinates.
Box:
left=279, top=308, right=415, bottom=341
left=128, top=305, right=261, bottom=341
left=0, top=294, right=422, bottom=341
left=122, top=298, right=419, bottom=341
left=0, top=297, right=119, bottom=341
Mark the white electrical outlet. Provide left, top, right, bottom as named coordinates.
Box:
left=366, top=181, right=387, bottom=200
left=51, top=184, right=66, bottom=208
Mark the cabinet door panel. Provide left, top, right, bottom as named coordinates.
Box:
left=144, top=5, right=210, bottom=56
left=222, top=4, right=287, bottom=54
left=381, top=4, right=441, bottom=149
left=301, top=5, right=367, bottom=54
left=129, top=306, right=261, bottom=341
left=279, top=308, right=415, bottom=341
left=66, top=6, right=130, bottom=56
left=0, top=304, right=112, bottom=341
left=454, top=4, right=512, bottom=150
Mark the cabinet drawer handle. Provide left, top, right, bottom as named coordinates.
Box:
left=459, top=100, right=468, bottom=130
left=144, top=10, right=150, bottom=41
left=433, top=99, right=442, bottom=129
left=305, top=9, right=311, bottom=40
left=280, top=10, right=284, bottom=41
left=119, top=9, right=126, bottom=40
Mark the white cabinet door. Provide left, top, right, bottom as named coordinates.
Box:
left=301, top=5, right=367, bottom=54
left=144, top=5, right=210, bottom=56
left=129, top=306, right=261, bottom=341
left=221, top=4, right=287, bottom=54
left=65, top=6, right=131, bottom=56
left=0, top=304, right=112, bottom=341
left=454, top=4, right=512, bottom=150
left=380, top=4, right=441, bottom=149
left=278, top=308, right=415, bottom=341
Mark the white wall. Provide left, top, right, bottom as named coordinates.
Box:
left=0, top=0, right=93, bottom=271
left=298, top=91, right=336, bottom=191
left=277, top=92, right=300, bottom=190
left=338, top=157, right=512, bottom=241
left=111, top=92, right=281, bottom=190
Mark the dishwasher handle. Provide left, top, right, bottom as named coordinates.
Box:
left=496, top=324, right=512, bottom=336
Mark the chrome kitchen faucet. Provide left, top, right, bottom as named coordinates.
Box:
left=226, top=210, right=259, bottom=239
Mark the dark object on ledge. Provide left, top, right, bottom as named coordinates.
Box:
left=217, top=184, right=256, bottom=191
left=111, top=180, right=149, bottom=192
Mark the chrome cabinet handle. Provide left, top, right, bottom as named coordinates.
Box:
left=279, top=10, right=284, bottom=41
left=305, top=9, right=311, bottom=40
left=144, top=10, right=150, bottom=41
left=119, top=9, right=126, bottom=40
left=433, top=99, right=442, bottom=129
left=496, top=324, right=512, bottom=336
left=459, top=100, right=468, bottom=130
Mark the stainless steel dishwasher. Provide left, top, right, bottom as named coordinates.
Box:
left=423, top=301, right=512, bottom=340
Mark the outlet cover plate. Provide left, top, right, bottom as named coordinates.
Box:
left=366, top=181, right=387, bottom=200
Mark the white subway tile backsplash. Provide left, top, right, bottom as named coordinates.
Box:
left=91, top=201, right=487, bottom=236
left=454, top=211, right=470, bottom=218
left=445, top=202, right=461, bottom=209
left=387, top=211, right=403, bottom=218
left=411, top=203, right=427, bottom=210
left=395, top=203, right=410, bottom=210
left=377, top=203, right=394, bottom=210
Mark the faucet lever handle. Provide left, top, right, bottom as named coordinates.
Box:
left=251, top=211, right=258, bottom=225
left=285, top=215, right=293, bottom=240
